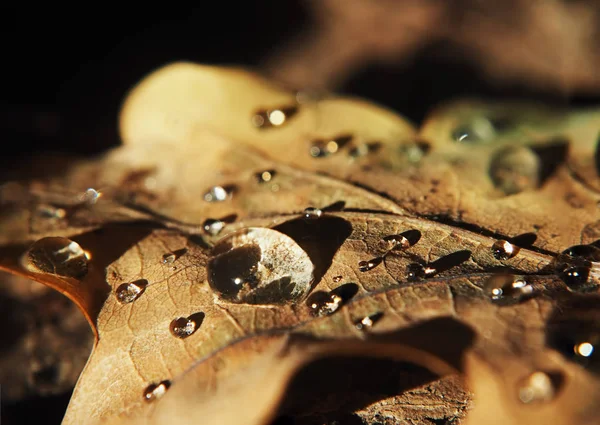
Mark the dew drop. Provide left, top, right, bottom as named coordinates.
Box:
left=553, top=246, right=598, bottom=291
left=252, top=105, right=298, bottom=129
left=349, top=142, right=381, bottom=158
left=489, top=146, right=541, bottom=195
left=452, top=116, right=495, bottom=143
left=332, top=275, right=343, bottom=283
left=306, top=291, right=343, bottom=317
left=255, top=169, right=276, bottom=183
left=207, top=227, right=314, bottom=304
left=358, top=257, right=384, bottom=272
left=518, top=371, right=558, bottom=404
left=483, top=274, right=533, bottom=303
left=547, top=316, right=599, bottom=373
left=36, top=204, right=66, bottom=219
left=169, top=313, right=204, bottom=339
left=80, top=188, right=100, bottom=205
left=309, top=134, right=352, bottom=158
left=162, top=253, right=176, bottom=264
left=143, top=380, right=170, bottom=402
left=203, top=185, right=236, bottom=202
left=116, top=279, right=148, bottom=303
left=354, top=312, right=384, bottom=331
left=203, top=218, right=226, bottom=236
left=383, top=229, right=421, bottom=251
left=406, top=263, right=436, bottom=281
left=562, top=244, right=600, bottom=261
left=491, top=239, right=519, bottom=260
left=303, top=207, right=323, bottom=221
left=24, top=237, right=88, bottom=278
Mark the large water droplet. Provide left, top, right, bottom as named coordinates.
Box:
left=116, top=279, right=148, bottom=303
left=383, top=229, right=421, bottom=251
left=358, top=257, right=384, bottom=272
left=483, top=274, right=533, bottom=303
left=306, top=283, right=359, bottom=317
left=207, top=227, right=314, bottom=304
left=518, top=371, right=559, bottom=404
left=491, top=239, right=519, bottom=260
left=406, top=263, right=436, bottom=281
left=170, top=312, right=204, bottom=339
left=252, top=105, right=298, bottom=129
left=24, top=237, right=88, bottom=278
left=143, top=380, right=171, bottom=402
left=489, top=146, right=541, bottom=195
left=553, top=245, right=599, bottom=291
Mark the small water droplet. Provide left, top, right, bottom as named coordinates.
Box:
left=489, top=146, right=541, bottom=195
left=491, top=239, right=519, bottom=260
left=303, top=207, right=323, bottom=221
left=207, top=227, right=314, bottom=304
left=116, top=279, right=148, bottom=303
left=306, top=291, right=343, bottom=317
left=349, top=142, right=381, bottom=158
left=255, top=169, right=276, bottom=183
left=483, top=274, right=533, bottom=302
left=406, top=263, right=436, bottom=281
left=143, top=380, right=170, bottom=402
left=24, top=237, right=88, bottom=278
left=203, top=185, right=236, bottom=202
left=252, top=106, right=298, bottom=129
left=36, top=204, right=66, bottom=219
left=354, top=312, right=384, bottom=331
left=553, top=246, right=598, bottom=291
left=332, top=275, right=343, bottom=283
left=162, top=253, right=176, bottom=264
left=518, top=371, right=558, bottom=404
left=203, top=218, right=226, bottom=236
left=398, top=141, right=430, bottom=163
left=309, top=134, right=352, bottom=158
left=383, top=229, right=421, bottom=251
left=358, top=257, right=384, bottom=272
left=452, top=116, right=495, bottom=143
left=170, top=313, right=204, bottom=339
left=80, top=188, right=100, bottom=205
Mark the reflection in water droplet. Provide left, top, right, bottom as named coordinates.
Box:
left=255, top=169, right=276, bottom=183
left=358, top=257, right=384, bottom=272
left=143, top=380, right=171, bottom=402
left=491, top=240, right=519, bottom=260
left=518, top=371, right=557, bottom=404
left=452, top=116, right=495, bottom=143
left=489, top=146, right=541, bottom=195
left=483, top=274, right=533, bottom=303
left=37, top=204, right=66, bottom=219
left=309, top=134, right=353, bottom=158
left=207, top=228, right=314, bottom=304
left=24, top=237, right=88, bottom=278
left=252, top=105, right=298, bottom=129
left=170, top=313, right=204, bottom=339
left=303, top=207, right=323, bottom=221
left=116, top=279, right=148, bottom=303
left=354, top=312, right=384, bottom=331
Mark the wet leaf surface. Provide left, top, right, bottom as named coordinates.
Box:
left=1, top=64, right=600, bottom=424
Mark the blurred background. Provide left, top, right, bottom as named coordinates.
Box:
left=2, top=0, right=600, bottom=423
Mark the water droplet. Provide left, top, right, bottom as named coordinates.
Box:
left=309, top=134, right=353, bottom=158
left=398, top=141, right=430, bottom=163
left=143, top=380, right=170, bottom=402
left=518, top=371, right=558, bottom=404
left=203, top=185, right=236, bottom=202
left=116, top=279, right=148, bottom=303
left=383, top=229, right=421, bottom=251
left=452, top=116, right=495, bottom=143
left=491, top=239, right=519, bottom=260
left=547, top=322, right=599, bottom=372
left=562, top=244, right=600, bottom=261
left=255, top=169, right=276, bottom=183
left=207, top=227, right=314, bottom=304
left=406, top=263, right=436, bottom=281
left=332, top=275, right=343, bottom=283
left=303, top=207, right=323, bottom=221
left=36, top=204, right=66, bottom=219
left=349, top=142, right=381, bottom=158
left=306, top=283, right=359, bottom=317
left=358, top=257, right=384, bottom=272
left=203, top=218, right=226, bottom=236
left=170, top=313, right=204, bottom=339
left=483, top=274, right=533, bottom=302
left=24, top=237, right=88, bottom=278
left=80, top=188, right=100, bottom=205
left=252, top=106, right=298, bottom=129
left=489, top=146, right=541, bottom=195
left=553, top=247, right=598, bottom=291
left=161, top=248, right=187, bottom=264
left=354, top=312, right=384, bottom=331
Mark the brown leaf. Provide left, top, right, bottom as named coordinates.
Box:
left=1, top=63, right=600, bottom=425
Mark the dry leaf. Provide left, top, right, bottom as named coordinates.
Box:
left=1, top=63, right=600, bottom=425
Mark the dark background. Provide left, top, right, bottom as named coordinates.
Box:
left=1, top=2, right=599, bottom=424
